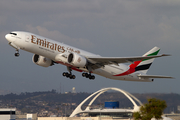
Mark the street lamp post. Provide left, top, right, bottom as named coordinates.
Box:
left=98, top=103, right=103, bottom=120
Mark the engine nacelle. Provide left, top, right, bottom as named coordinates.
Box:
left=68, top=53, right=87, bottom=68
left=32, top=54, right=53, bottom=67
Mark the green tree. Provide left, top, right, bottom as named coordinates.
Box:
left=133, top=98, right=167, bottom=120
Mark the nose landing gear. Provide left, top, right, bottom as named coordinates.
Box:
left=15, top=50, right=20, bottom=57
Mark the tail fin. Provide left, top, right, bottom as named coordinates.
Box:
left=129, top=46, right=160, bottom=74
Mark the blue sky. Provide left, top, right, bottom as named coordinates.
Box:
left=0, top=0, right=179, bottom=94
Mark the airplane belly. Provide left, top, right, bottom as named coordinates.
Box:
left=93, top=65, right=125, bottom=79
left=93, top=65, right=151, bottom=81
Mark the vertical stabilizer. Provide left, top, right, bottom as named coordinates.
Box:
left=129, top=47, right=160, bottom=74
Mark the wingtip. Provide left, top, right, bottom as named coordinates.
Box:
left=169, top=77, right=175, bottom=79
left=162, top=54, right=171, bottom=56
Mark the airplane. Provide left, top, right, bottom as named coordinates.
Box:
left=5, top=31, right=173, bottom=82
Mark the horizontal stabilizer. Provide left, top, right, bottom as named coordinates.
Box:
left=138, top=75, right=174, bottom=79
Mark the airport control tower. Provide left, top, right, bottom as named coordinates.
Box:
left=71, top=87, right=76, bottom=93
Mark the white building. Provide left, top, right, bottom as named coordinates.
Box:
left=70, top=87, right=142, bottom=118
left=0, top=108, right=16, bottom=120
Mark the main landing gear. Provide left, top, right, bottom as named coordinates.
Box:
left=15, top=50, right=20, bottom=57
left=62, top=72, right=76, bottom=79
left=82, top=73, right=95, bottom=80
left=62, top=67, right=95, bottom=80
left=83, top=66, right=95, bottom=80
left=62, top=67, right=76, bottom=79
left=62, top=72, right=95, bottom=80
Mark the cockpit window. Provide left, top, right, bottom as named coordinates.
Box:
left=10, top=32, right=17, bottom=35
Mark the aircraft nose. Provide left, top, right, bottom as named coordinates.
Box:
left=5, top=34, right=11, bottom=42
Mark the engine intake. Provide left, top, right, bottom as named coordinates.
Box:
left=68, top=53, right=87, bottom=68
left=32, top=54, right=53, bottom=67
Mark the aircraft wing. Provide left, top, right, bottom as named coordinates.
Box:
left=138, top=75, right=174, bottom=79
left=87, top=54, right=170, bottom=67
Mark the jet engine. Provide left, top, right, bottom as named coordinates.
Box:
left=32, top=54, right=53, bottom=67
left=67, top=53, right=87, bottom=68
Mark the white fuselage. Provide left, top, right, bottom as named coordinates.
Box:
left=5, top=31, right=153, bottom=82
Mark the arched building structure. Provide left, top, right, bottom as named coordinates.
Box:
left=70, top=87, right=142, bottom=117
